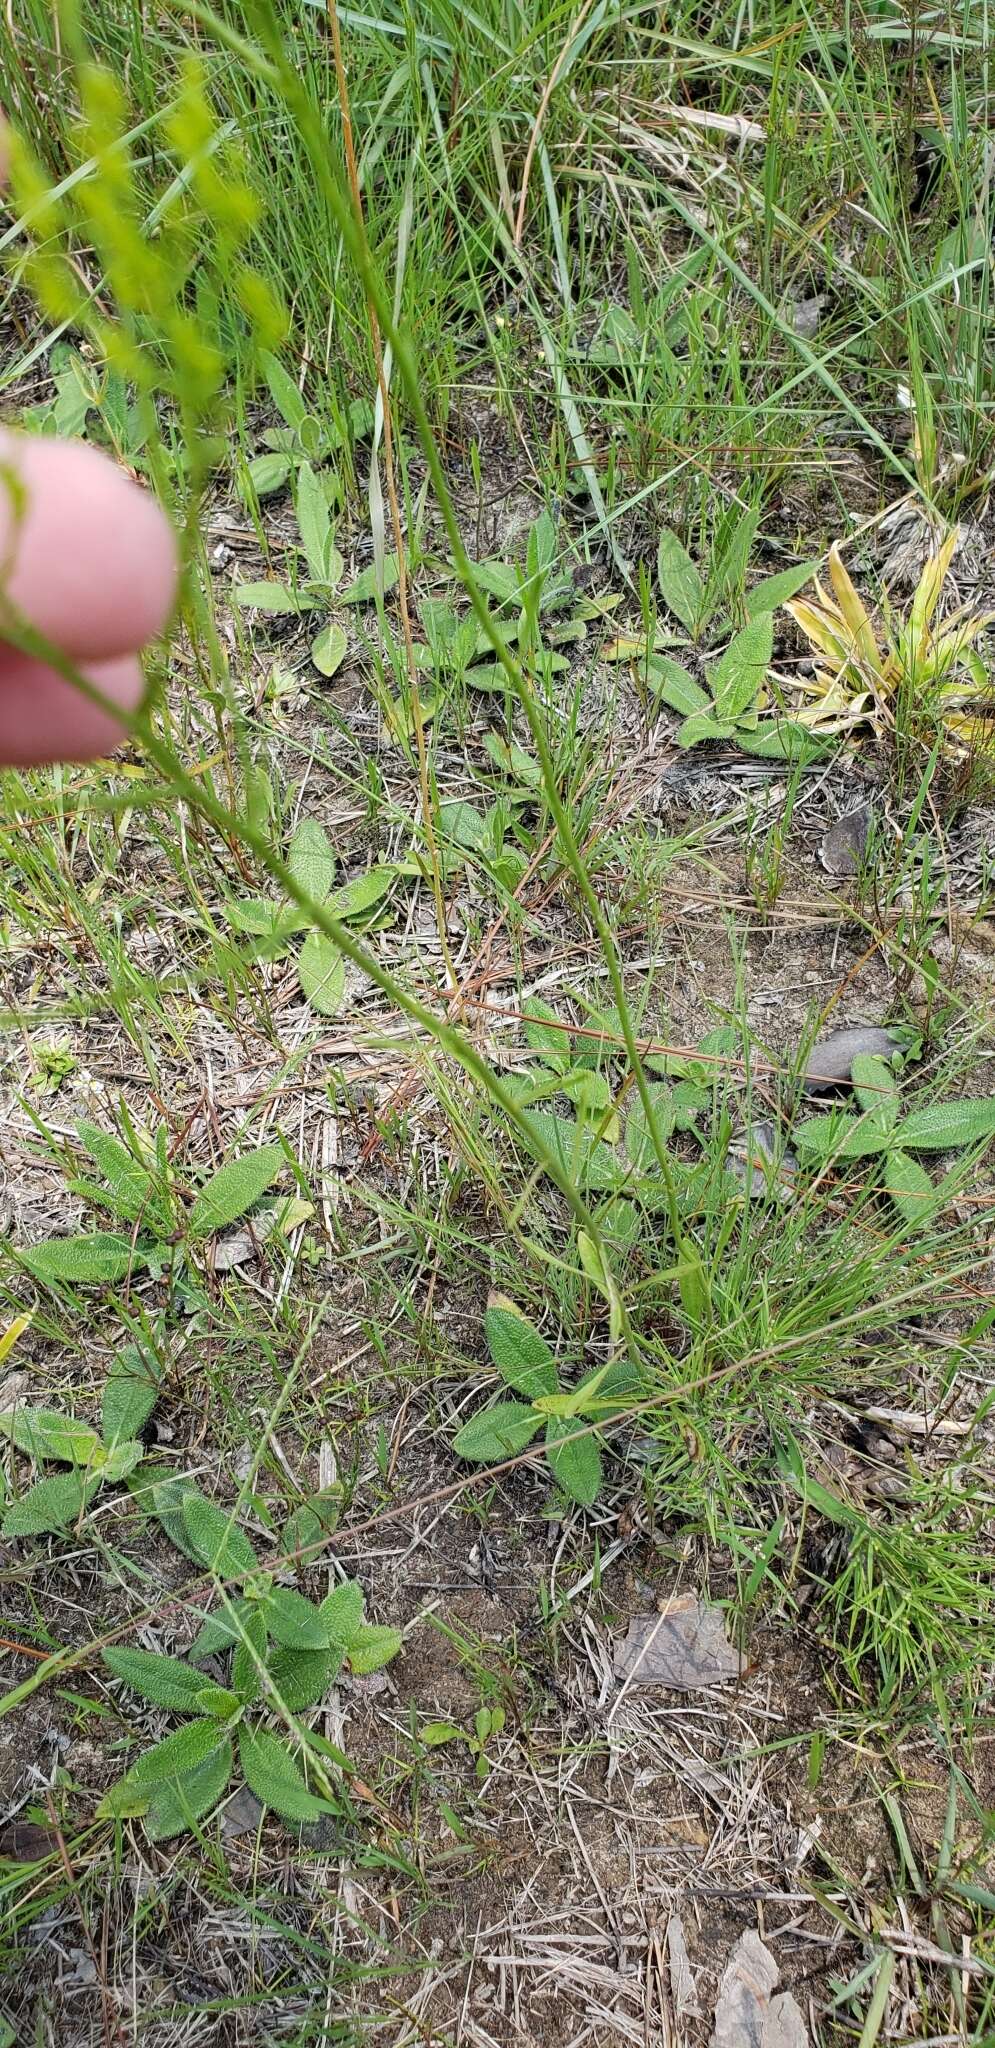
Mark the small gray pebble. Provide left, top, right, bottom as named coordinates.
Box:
left=802, top=1026, right=901, bottom=1094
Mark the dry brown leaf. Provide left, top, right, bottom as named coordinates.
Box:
left=614, top=1597, right=745, bottom=1689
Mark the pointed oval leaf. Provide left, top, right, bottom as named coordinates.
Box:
left=711, top=614, right=773, bottom=721
left=453, top=1401, right=544, bottom=1463
left=341, top=553, right=400, bottom=605
left=295, top=462, right=334, bottom=586
left=484, top=1305, right=557, bottom=1398
left=187, top=1144, right=284, bottom=1239
left=0, top=1407, right=102, bottom=1465
left=189, top=1597, right=254, bottom=1662
left=288, top=817, right=337, bottom=905
left=76, top=1122, right=154, bottom=1223
left=793, top=1114, right=894, bottom=1161
left=19, top=1234, right=137, bottom=1285
left=311, top=620, right=348, bottom=678
left=345, top=1623, right=403, bottom=1675
left=894, top=1099, right=995, bottom=1151
left=298, top=933, right=345, bottom=1017
left=233, top=581, right=300, bottom=615
left=144, top=1739, right=234, bottom=1842
left=265, top=1644, right=343, bottom=1712
left=102, top=1647, right=212, bottom=1714
left=259, top=348, right=308, bottom=432
left=882, top=1148, right=937, bottom=1228
left=657, top=529, right=704, bottom=634
left=648, top=655, right=710, bottom=717
left=245, top=452, right=291, bottom=497
left=238, top=1726, right=332, bottom=1823
left=544, top=1418, right=602, bottom=1506
left=326, top=867, right=395, bottom=922
left=523, top=999, right=570, bottom=1073
left=745, top=561, right=819, bottom=615
left=263, top=1586, right=331, bottom=1650
left=232, top=1606, right=267, bottom=1703
left=128, top=1719, right=232, bottom=1786
left=851, top=1053, right=900, bottom=1127
left=318, top=1580, right=365, bottom=1647
left=101, top=1346, right=160, bottom=1447
left=99, top=1440, right=144, bottom=1483
left=517, top=1108, right=621, bottom=1192
left=2, top=1470, right=98, bottom=1537
left=180, top=1493, right=257, bottom=1578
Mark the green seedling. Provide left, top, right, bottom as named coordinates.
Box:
left=241, top=347, right=371, bottom=503
left=15, top=1124, right=291, bottom=1288
left=235, top=461, right=351, bottom=675
left=98, top=1501, right=400, bottom=1841
left=453, top=1299, right=642, bottom=1507
left=794, top=1055, right=995, bottom=1232
left=420, top=1704, right=506, bottom=1781
left=0, top=1340, right=160, bottom=1537
left=221, top=815, right=401, bottom=1019
left=644, top=613, right=814, bottom=756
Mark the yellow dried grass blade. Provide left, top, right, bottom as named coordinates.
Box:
left=826, top=546, right=882, bottom=673
left=785, top=598, right=851, bottom=670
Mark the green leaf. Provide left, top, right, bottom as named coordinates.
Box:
left=733, top=722, right=823, bottom=760
left=19, top=1233, right=138, bottom=1285
left=485, top=1304, right=557, bottom=1398
left=0, top=1406, right=102, bottom=1465
left=144, top=1740, right=234, bottom=1842
left=657, top=529, right=705, bottom=634
left=101, top=1345, right=160, bottom=1447
left=894, top=1098, right=995, bottom=1151
left=649, top=656, right=711, bottom=718
left=127, top=1719, right=233, bottom=1786
left=439, top=800, right=487, bottom=853
left=2, top=1470, right=98, bottom=1537
left=280, top=1491, right=340, bottom=1560
left=99, top=1440, right=143, bottom=1483
left=264, top=1643, right=343, bottom=1712
left=624, top=1084, right=676, bottom=1172
left=189, top=1597, right=255, bottom=1661
left=544, top=1418, right=601, bottom=1506
left=238, top=1726, right=332, bottom=1822
left=318, top=1581, right=365, bottom=1647
left=232, top=1606, right=267, bottom=1703
left=851, top=1053, right=900, bottom=1132
left=745, top=560, right=819, bottom=615
left=523, top=998, right=570, bottom=1073
left=326, top=867, right=395, bottom=921
left=311, top=620, right=347, bottom=677
left=298, top=933, right=345, bottom=1017
left=102, top=1647, right=214, bottom=1714
left=295, top=462, right=335, bottom=585
left=263, top=1586, right=331, bottom=1650
left=233, top=580, right=301, bottom=615
left=288, top=817, right=337, bottom=905
left=420, top=1720, right=463, bottom=1746
left=793, top=1114, right=895, bottom=1161
left=710, top=614, right=773, bottom=721
left=676, top=712, right=735, bottom=748
left=347, top=1623, right=403, bottom=1675
left=180, top=1494, right=258, bottom=1578
left=246, top=451, right=291, bottom=497
left=76, top=1122, right=154, bottom=1223
left=259, top=349, right=308, bottom=433
left=223, top=897, right=305, bottom=940
left=453, top=1402, right=544, bottom=1463
left=129, top=1466, right=204, bottom=1561
left=517, top=1108, right=621, bottom=1192
left=883, top=1149, right=937, bottom=1230
left=341, top=553, right=400, bottom=605
left=187, top=1144, right=284, bottom=1239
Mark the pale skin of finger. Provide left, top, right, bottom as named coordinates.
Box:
left=0, top=430, right=178, bottom=661
left=0, top=432, right=177, bottom=767
left=0, top=648, right=146, bottom=766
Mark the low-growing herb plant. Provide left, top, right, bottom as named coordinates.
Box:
left=0, top=1340, right=160, bottom=1537
left=419, top=1704, right=506, bottom=1781
left=221, top=814, right=400, bottom=1019
left=239, top=347, right=371, bottom=505
left=98, top=1510, right=400, bottom=1840
left=794, top=1054, right=995, bottom=1231
left=15, top=1125, right=290, bottom=1288
left=652, top=512, right=816, bottom=645
left=452, top=1298, right=642, bottom=1507
left=235, top=460, right=350, bottom=676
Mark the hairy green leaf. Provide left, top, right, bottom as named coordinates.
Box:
left=280, top=1490, right=340, bottom=1561
left=453, top=1401, right=544, bottom=1463
left=346, top=1623, right=403, bottom=1675
left=744, top=561, right=818, bottom=616
left=485, top=1305, right=557, bottom=1398
left=288, top=817, right=337, bottom=905
left=516, top=1108, right=621, bottom=1192
left=544, top=1417, right=602, bottom=1506
left=298, top=933, right=345, bottom=1017
left=711, top=613, right=773, bottom=721
left=648, top=655, right=710, bottom=718
left=128, top=1718, right=233, bottom=1786
left=258, top=349, right=308, bottom=433
left=793, top=1114, right=896, bottom=1161
left=326, top=867, right=395, bottom=922
left=0, top=1406, right=102, bottom=1466
left=882, top=1148, right=937, bottom=1227
left=265, top=1643, right=343, bottom=1712
left=311, top=620, right=348, bottom=677
left=234, top=580, right=301, bottom=615
left=624, top=1084, right=676, bottom=1172
left=263, top=1586, right=330, bottom=1650
left=2, top=1470, right=98, bottom=1537
left=101, top=1345, right=160, bottom=1448
left=99, top=1440, right=143, bottom=1483
left=187, top=1144, right=284, bottom=1239
left=19, top=1233, right=139, bottom=1285
left=232, top=1606, right=268, bottom=1703
left=238, top=1726, right=332, bottom=1822
left=246, top=450, right=291, bottom=497
left=76, top=1122, right=155, bottom=1223
left=180, top=1494, right=257, bottom=1577
left=295, top=462, right=334, bottom=586
left=144, top=1740, right=234, bottom=1842
left=851, top=1053, right=900, bottom=1123
left=188, top=1597, right=254, bottom=1661
left=318, top=1581, right=365, bottom=1647
left=657, top=529, right=704, bottom=634
left=341, top=553, right=400, bottom=605
left=102, top=1647, right=214, bottom=1714
left=522, top=998, right=570, bottom=1073
left=894, top=1098, right=995, bottom=1150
